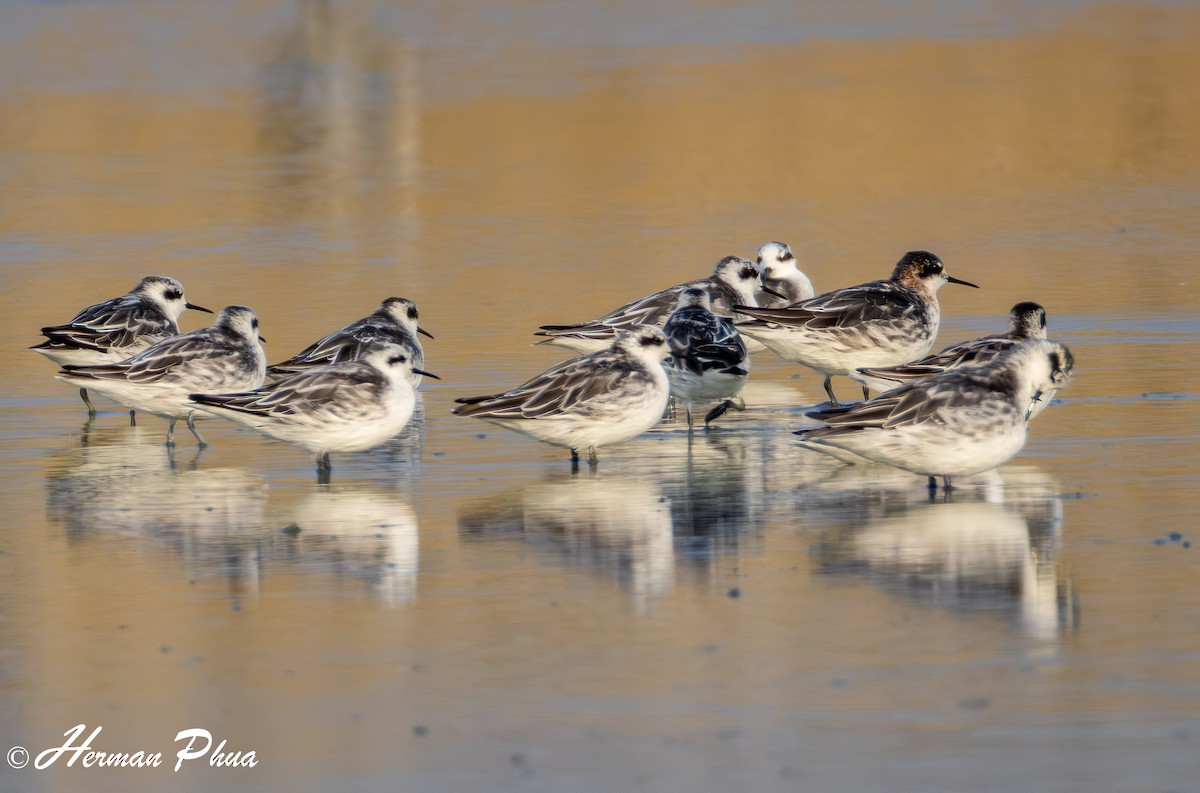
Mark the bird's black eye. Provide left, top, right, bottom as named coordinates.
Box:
left=388, top=354, right=408, bottom=366
left=781, top=250, right=794, bottom=261
left=639, top=334, right=662, bottom=347
left=408, top=307, right=419, bottom=320
left=165, top=289, right=182, bottom=301
left=741, top=266, right=757, bottom=280
left=1040, top=313, right=1047, bottom=329
left=251, top=318, right=259, bottom=329
left=927, top=260, right=943, bottom=275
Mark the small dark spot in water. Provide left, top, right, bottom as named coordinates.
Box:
left=373, top=533, right=385, bottom=539
left=475, top=433, right=487, bottom=439
left=832, top=678, right=849, bottom=688
left=231, top=603, right=242, bottom=612
left=727, top=587, right=741, bottom=599
left=350, top=713, right=363, bottom=722
left=549, top=601, right=558, bottom=608
left=1055, top=492, right=1097, bottom=500
left=1153, top=538, right=1168, bottom=546
left=160, top=646, right=171, bottom=654
left=958, top=698, right=989, bottom=710
left=413, top=725, right=428, bottom=737
left=281, top=523, right=302, bottom=536
left=1118, top=227, right=1127, bottom=233
left=700, top=644, right=719, bottom=654
left=205, top=506, right=214, bottom=512
left=386, top=562, right=397, bottom=569
left=1092, top=539, right=1113, bottom=545
left=433, top=452, right=446, bottom=457
left=118, top=624, right=127, bottom=630
left=1184, top=541, right=1192, bottom=549
left=411, top=664, right=425, bottom=673
left=1168, top=532, right=1182, bottom=542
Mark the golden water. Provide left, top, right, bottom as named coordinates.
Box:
left=1, top=2, right=1198, bottom=791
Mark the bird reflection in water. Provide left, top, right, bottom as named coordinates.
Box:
left=459, top=475, right=675, bottom=612
left=46, top=421, right=269, bottom=596
left=269, top=487, right=419, bottom=605
left=458, top=433, right=771, bottom=608
left=47, top=422, right=419, bottom=604
left=806, top=465, right=1077, bottom=642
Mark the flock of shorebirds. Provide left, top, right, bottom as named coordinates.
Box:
left=31, top=242, right=1074, bottom=488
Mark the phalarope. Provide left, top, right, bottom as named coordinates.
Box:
left=735, top=251, right=978, bottom=405
left=794, top=338, right=1074, bottom=491
left=455, top=325, right=671, bottom=466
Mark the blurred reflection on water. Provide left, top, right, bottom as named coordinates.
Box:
left=45, top=422, right=419, bottom=604
left=46, top=423, right=270, bottom=592
left=805, top=465, right=1076, bottom=643
left=459, top=475, right=675, bottom=612
left=270, top=486, right=419, bottom=605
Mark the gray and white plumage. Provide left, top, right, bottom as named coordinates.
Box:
left=754, top=241, right=814, bottom=308
left=855, top=301, right=1049, bottom=396
left=534, top=256, right=778, bottom=354
left=31, top=275, right=212, bottom=366
left=32, top=275, right=212, bottom=417
left=454, top=325, right=671, bottom=464
left=794, top=338, right=1074, bottom=489
left=268, top=296, right=432, bottom=387
left=55, top=306, right=268, bottom=445
left=662, top=287, right=750, bottom=430
left=734, top=251, right=979, bottom=405
left=190, top=343, right=432, bottom=478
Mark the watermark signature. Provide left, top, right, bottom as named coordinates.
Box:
left=7, top=724, right=258, bottom=772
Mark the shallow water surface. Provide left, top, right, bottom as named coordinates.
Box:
left=1, top=2, right=1199, bottom=792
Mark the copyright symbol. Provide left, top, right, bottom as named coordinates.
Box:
left=7, top=746, right=29, bottom=768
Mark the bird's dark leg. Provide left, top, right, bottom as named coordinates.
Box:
left=942, top=476, right=954, bottom=492
left=79, top=388, right=97, bottom=417
left=129, top=409, right=137, bottom=426
left=587, top=447, right=599, bottom=471
left=823, top=376, right=840, bottom=406
left=317, top=452, right=332, bottom=485
left=686, top=406, right=695, bottom=436
left=927, top=475, right=938, bottom=491
left=862, top=385, right=870, bottom=401
left=186, top=412, right=208, bottom=448
left=165, top=419, right=177, bottom=447
left=704, top=401, right=731, bottom=429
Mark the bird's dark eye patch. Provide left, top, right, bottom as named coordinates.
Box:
left=639, top=335, right=662, bottom=347
left=388, top=354, right=408, bottom=366
left=925, top=260, right=944, bottom=275
left=1040, top=313, right=1047, bottom=329
left=740, top=266, right=757, bottom=280
left=251, top=318, right=259, bottom=329
left=781, top=251, right=794, bottom=261
left=165, top=289, right=183, bottom=301
left=407, top=307, right=419, bottom=320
